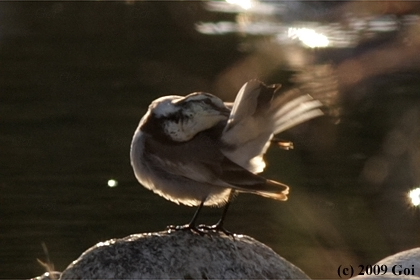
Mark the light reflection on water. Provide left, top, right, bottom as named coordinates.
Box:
left=199, top=1, right=420, bottom=49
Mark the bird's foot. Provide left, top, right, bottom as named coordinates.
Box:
left=166, top=224, right=206, bottom=235
left=166, top=223, right=233, bottom=237
left=198, top=223, right=233, bottom=237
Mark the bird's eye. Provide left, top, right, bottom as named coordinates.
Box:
left=201, top=98, right=215, bottom=106
left=204, top=99, right=212, bottom=104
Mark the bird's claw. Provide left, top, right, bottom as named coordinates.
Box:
left=166, top=223, right=233, bottom=236
left=166, top=224, right=206, bottom=235
left=198, top=223, right=233, bottom=236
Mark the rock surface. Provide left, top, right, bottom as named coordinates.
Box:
left=60, top=230, right=310, bottom=280
left=351, top=248, right=420, bottom=280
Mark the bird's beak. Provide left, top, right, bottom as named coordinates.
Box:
left=218, top=106, right=231, bottom=117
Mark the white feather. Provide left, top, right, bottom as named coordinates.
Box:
left=221, top=81, right=323, bottom=173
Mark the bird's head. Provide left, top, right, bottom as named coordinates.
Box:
left=140, top=92, right=230, bottom=142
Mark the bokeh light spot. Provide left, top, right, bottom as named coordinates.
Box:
left=107, top=179, right=118, bottom=188
left=409, top=188, right=420, bottom=206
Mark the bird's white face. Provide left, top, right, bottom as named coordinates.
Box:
left=143, top=92, right=230, bottom=142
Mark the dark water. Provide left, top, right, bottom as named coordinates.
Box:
left=1, top=2, right=420, bottom=279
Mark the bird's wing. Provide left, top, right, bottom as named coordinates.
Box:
left=144, top=132, right=288, bottom=200
left=144, top=132, right=226, bottom=184
left=221, top=79, right=323, bottom=173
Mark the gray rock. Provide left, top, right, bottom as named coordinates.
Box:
left=60, top=230, right=309, bottom=280
left=351, top=248, right=420, bottom=280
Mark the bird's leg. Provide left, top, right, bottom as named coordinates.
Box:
left=271, top=137, right=294, bottom=150
left=210, top=200, right=232, bottom=235
left=199, top=190, right=235, bottom=236
left=187, top=200, right=205, bottom=229
left=167, top=200, right=205, bottom=234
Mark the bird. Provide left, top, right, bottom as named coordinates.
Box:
left=130, top=79, right=323, bottom=234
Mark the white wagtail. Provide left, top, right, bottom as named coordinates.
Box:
left=130, top=79, right=323, bottom=233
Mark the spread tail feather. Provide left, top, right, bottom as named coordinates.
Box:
left=253, top=179, right=289, bottom=201
left=220, top=157, right=289, bottom=201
